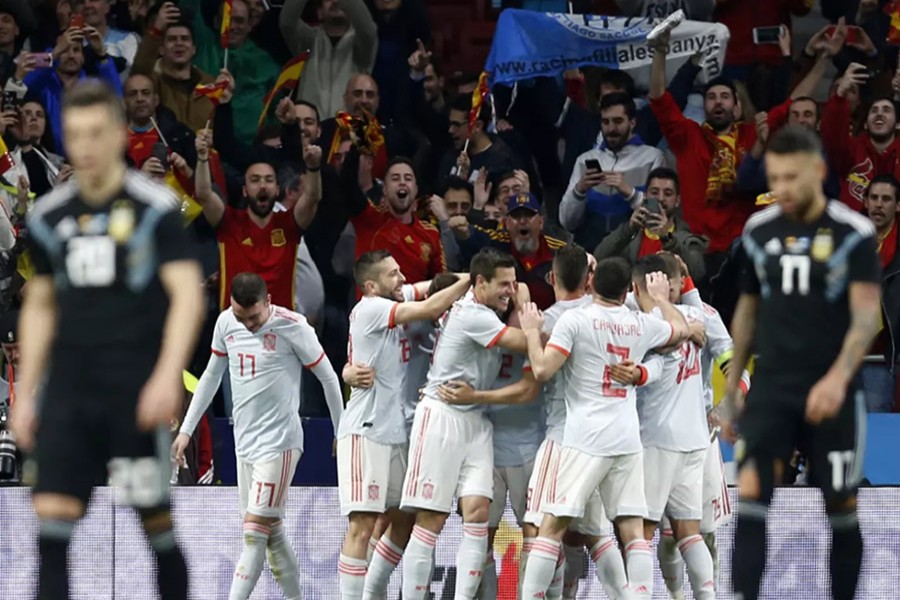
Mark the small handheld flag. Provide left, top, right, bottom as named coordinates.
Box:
left=258, top=52, right=309, bottom=128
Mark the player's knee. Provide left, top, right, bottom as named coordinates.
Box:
left=138, top=506, right=174, bottom=536
left=522, top=523, right=539, bottom=540
left=670, top=518, right=700, bottom=541
left=347, top=512, right=378, bottom=540
left=459, top=495, right=490, bottom=524
left=415, top=509, right=448, bottom=534
left=33, top=493, right=85, bottom=521
left=642, top=520, right=659, bottom=541
left=738, top=463, right=761, bottom=500
left=613, top=515, right=644, bottom=544
left=562, top=529, right=586, bottom=547
left=538, top=514, right=570, bottom=539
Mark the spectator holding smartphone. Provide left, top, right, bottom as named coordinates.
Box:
left=594, top=167, right=708, bottom=280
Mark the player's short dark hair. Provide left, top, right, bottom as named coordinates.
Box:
left=440, top=175, right=473, bottom=199
left=592, top=257, right=632, bottom=299
left=631, top=255, right=669, bottom=291
left=791, top=96, right=820, bottom=120
left=470, top=247, right=516, bottom=284
left=765, top=125, right=823, bottom=157
left=427, top=272, right=460, bottom=296
left=385, top=156, right=417, bottom=182
left=293, top=99, right=320, bottom=123
left=646, top=167, right=679, bottom=194
left=597, top=68, right=636, bottom=99
left=599, top=92, right=636, bottom=119
left=62, top=80, right=125, bottom=123
left=867, top=174, right=900, bottom=201
left=354, top=250, right=392, bottom=286
left=553, top=244, right=588, bottom=293
left=655, top=252, right=682, bottom=279
left=231, top=273, right=268, bottom=307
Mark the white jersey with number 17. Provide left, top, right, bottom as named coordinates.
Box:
left=339, top=285, right=418, bottom=445
left=547, top=302, right=674, bottom=457
left=212, top=306, right=327, bottom=463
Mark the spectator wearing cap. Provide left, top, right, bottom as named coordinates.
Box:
left=132, top=9, right=216, bottom=132
left=280, top=0, right=377, bottom=119
left=21, top=22, right=122, bottom=155
left=862, top=175, right=900, bottom=412
left=594, top=167, right=707, bottom=280
left=458, top=192, right=565, bottom=310
left=648, top=28, right=830, bottom=280
left=560, top=92, right=665, bottom=252
left=0, top=308, right=18, bottom=405
left=81, top=0, right=140, bottom=78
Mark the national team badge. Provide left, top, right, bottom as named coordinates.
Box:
left=368, top=484, right=380, bottom=501
left=263, top=332, right=277, bottom=351
left=811, top=228, right=833, bottom=262
left=764, top=238, right=782, bottom=255
left=420, top=242, right=431, bottom=262
left=108, top=200, right=135, bottom=243
left=422, top=482, right=434, bottom=500
left=270, top=228, right=286, bottom=247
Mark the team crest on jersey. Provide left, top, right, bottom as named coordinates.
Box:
left=764, top=237, right=782, bottom=255
left=108, top=200, right=135, bottom=243
left=270, top=228, right=286, bottom=247
left=811, top=228, right=833, bottom=262
left=263, top=332, right=277, bottom=351
left=420, top=243, right=431, bottom=262
left=422, top=482, right=434, bottom=500
left=368, top=484, right=380, bottom=501
left=226, top=335, right=235, bottom=344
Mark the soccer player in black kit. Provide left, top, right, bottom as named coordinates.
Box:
left=9, top=82, right=204, bottom=598
left=722, top=126, right=881, bottom=600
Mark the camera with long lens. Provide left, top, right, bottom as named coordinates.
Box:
left=0, top=403, right=19, bottom=483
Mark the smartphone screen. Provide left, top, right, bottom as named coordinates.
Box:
left=70, top=14, right=84, bottom=29
left=151, top=142, right=168, bottom=165
left=585, top=158, right=602, bottom=172
left=1, top=92, right=18, bottom=113
left=32, top=52, right=53, bottom=68
left=644, top=197, right=661, bottom=215
left=753, top=26, right=782, bottom=45
left=824, top=25, right=861, bottom=45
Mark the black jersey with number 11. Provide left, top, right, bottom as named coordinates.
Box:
left=26, top=171, right=195, bottom=353
left=740, top=201, right=881, bottom=386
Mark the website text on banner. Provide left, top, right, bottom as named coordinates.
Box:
left=485, top=9, right=729, bottom=91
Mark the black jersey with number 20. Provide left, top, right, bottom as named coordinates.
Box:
left=740, top=201, right=881, bottom=385
left=26, top=170, right=195, bottom=353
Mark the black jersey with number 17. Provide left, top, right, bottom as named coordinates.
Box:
left=26, top=170, right=195, bottom=353
left=740, top=201, right=881, bottom=385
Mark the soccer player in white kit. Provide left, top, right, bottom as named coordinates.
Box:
left=336, top=251, right=470, bottom=600
left=518, top=257, right=690, bottom=600
left=632, top=254, right=716, bottom=600
left=400, top=248, right=529, bottom=600
left=172, top=273, right=345, bottom=600
left=652, top=252, right=749, bottom=599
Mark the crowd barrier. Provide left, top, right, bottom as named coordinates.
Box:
left=2, top=486, right=900, bottom=598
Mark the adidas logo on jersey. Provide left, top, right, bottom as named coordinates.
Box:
left=242, top=237, right=253, bottom=246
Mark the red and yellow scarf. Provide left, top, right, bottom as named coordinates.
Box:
left=702, top=124, right=741, bottom=204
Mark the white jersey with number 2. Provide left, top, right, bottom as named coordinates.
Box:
left=547, top=302, right=674, bottom=456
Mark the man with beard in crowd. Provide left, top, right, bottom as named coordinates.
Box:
left=351, top=157, right=446, bottom=285
left=193, top=129, right=324, bottom=310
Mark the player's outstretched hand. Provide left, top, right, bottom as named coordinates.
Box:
left=8, top=396, right=37, bottom=451
left=136, top=370, right=182, bottom=431
left=608, top=360, right=639, bottom=385
left=805, top=371, right=846, bottom=424
left=645, top=271, right=670, bottom=303
left=518, top=302, right=543, bottom=331
left=171, top=432, right=190, bottom=467
left=344, top=362, right=375, bottom=388
left=438, top=380, right=475, bottom=404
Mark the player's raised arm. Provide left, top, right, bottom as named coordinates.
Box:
left=644, top=272, right=690, bottom=346
left=391, top=274, right=471, bottom=326
left=9, top=274, right=57, bottom=451
left=194, top=128, right=226, bottom=227
left=519, top=302, right=567, bottom=382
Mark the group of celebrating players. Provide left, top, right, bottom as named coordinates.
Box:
left=12, top=81, right=877, bottom=600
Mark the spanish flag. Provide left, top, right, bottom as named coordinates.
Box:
left=886, top=0, right=900, bottom=45
left=0, top=135, right=14, bottom=176
left=220, top=0, right=232, bottom=48
left=468, top=71, right=490, bottom=133
left=258, top=52, right=309, bottom=128
left=194, top=80, right=229, bottom=105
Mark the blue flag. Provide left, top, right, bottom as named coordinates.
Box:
left=485, top=9, right=729, bottom=90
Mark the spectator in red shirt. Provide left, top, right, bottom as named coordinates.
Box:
left=648, top=29, right=830, bottom=277
left=193, top=129, right=322, bottom=309
left=862, top=175, right=900, bottom=412
left=821, top=64, right=900, bottom=211
left=351, top=156, right=446, bottom=284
